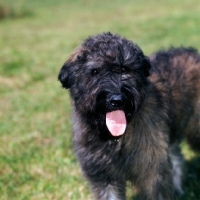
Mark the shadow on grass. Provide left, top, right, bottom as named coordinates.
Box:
left=180, top=156, right=200, bottom=200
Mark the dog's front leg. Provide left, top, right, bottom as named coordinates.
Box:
left=89, top=181, right=126, bottom=200
left=136, top=159, right=173, bottom=200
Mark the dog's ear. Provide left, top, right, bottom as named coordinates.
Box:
left=141, top=56, right=151, bottom=77
left=58, top=62, right=72, bottom=89
left=58, top=47, right=85, bottom=89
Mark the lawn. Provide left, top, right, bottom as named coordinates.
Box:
left=0, top=0, right=200, bottom=199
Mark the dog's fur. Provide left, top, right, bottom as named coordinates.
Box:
left=58, top=33, right=200, bottom=200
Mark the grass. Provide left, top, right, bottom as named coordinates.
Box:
left=0, top=0, right=33, bottom=19
left=0, top=0, right=200, bottom=199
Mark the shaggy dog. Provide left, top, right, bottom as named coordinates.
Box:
left=58, top=33, right=200, bottom=200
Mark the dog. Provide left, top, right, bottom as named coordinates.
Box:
left=58, top=32, right=200, bottom=200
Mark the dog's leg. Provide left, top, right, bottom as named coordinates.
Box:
left=136, top=159, right=174, bottom=200
left=90, top=181, right=126, bottom=200
left=169, top=144, right=185, bottom=197
left=135, top=146, right=184, bottom=200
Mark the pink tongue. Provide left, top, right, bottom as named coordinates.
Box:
left=106, top=110, right=127, bottom=136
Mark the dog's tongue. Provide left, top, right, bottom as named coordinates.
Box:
left=106, top=110, right=127, bottom=136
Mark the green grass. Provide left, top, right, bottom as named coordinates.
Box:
left=0, top=0, right=200, bottom=199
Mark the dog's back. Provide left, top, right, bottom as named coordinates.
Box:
left=150, top=48, right=200, bottom=151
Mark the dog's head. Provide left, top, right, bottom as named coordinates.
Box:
left=58, top=32, right=151, bottom=138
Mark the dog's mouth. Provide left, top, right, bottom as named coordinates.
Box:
left=106, top=110, right=127, bottom=137
left=95, top=90, right=134, bottom=138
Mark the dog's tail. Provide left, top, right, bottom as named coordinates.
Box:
left=186, top=102, right=200, bottom=152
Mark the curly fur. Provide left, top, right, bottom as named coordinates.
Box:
left=58, top=32, right=200, bottom=200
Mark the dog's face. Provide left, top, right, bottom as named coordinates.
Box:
left=59, top=33, right=151, bottom=138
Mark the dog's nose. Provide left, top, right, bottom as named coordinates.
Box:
left=109, top=94, right=125, bottom=107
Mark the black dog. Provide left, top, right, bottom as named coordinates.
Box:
left=58, top=32, right=200, bottom=200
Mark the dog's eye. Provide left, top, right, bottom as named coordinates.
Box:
left=121, top=67, right=127, bottom=73
left=91, top=69, right=99, bottom=75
